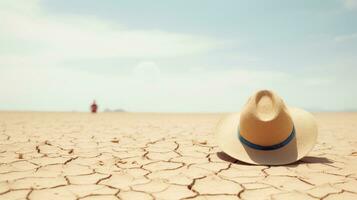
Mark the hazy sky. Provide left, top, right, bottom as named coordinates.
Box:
left=1, top=0, right=357, bottom=112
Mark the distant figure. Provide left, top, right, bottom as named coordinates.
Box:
left=91, top=100, right=98, bottom=113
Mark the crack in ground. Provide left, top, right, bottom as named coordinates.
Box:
left=64, top=157, right=78, bottom=165
left=96, top=174, right=112, bottom=184
left=25, top=188, right=33, bottom=200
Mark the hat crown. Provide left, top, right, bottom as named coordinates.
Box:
left=239, top=90, right=294, bottom=146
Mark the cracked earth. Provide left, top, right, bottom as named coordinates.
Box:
left=0, top=112, right=356, bottom=200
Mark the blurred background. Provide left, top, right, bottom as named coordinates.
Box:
left=0, top=0, right=356, bottom=112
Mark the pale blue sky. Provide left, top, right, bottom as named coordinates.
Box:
left=0, top=0, right=357, bottom=112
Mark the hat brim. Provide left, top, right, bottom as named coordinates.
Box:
left=215, top=107, right=318, bottom=165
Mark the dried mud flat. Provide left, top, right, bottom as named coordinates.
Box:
left=0, top=112, right=356, bottom=200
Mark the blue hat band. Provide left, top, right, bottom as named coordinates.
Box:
left=238, top=126, right=296, bottom=151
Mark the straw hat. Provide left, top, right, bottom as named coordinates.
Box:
left=215, top=90, right=317, bottom=165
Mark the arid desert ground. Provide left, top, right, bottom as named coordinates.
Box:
left=0, top=112, right=356, bottom=200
